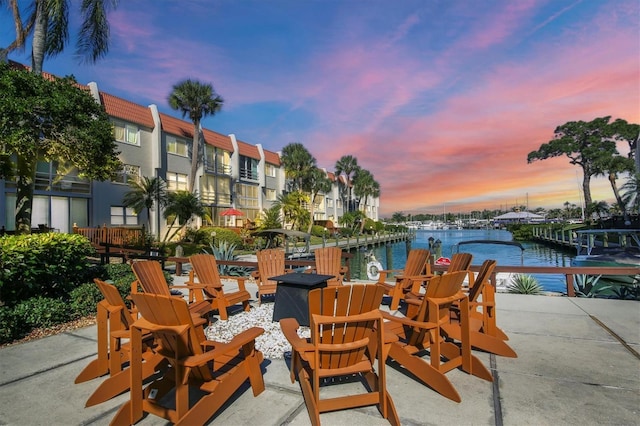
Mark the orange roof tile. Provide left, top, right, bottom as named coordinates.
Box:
left=159, top=113, right=193, bottom=139
left=202, top=128, right=233, bottom=151
left=326, top=171, right=336, bottom=181
left=100, top=92, right=155, bottom=128
left=236, top=139, right=260, bottom=160
left=263, top=150, right=281, bottom=166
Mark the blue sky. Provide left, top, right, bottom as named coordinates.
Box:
left=2, top=0, right=638, bottom=216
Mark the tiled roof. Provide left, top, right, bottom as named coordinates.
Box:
left=100, top=92, right=155, bottom=128
left=203, top=128, right=233, bottom=151
left=9, top=60, right=87, bottom=89
left=326, top=171, right=336, bottom=181
left=263, top=150, right=281, bottom=166
left=159, top=113, right=193, bottom=139
left=237, top=139, right=261, bottom=160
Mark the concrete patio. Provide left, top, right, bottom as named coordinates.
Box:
left=0, top=277, right=638, bottom=425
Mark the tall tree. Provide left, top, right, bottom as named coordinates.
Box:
left=527, top=117, right=621, bottom=216
left=1, top=0, right=118, bottom=232
left=0, top=63, right=120, bottom=232
left=334, top=155, right=359, bottom=212
left=168, top=79, right=224, bottom=192
left=280, top=143, right=316, bottom=192
left=353, top=168, right=380, bottom=212
left=122, top=176, right=168, bottom=234
left=303, top=168, right=332, bottom=233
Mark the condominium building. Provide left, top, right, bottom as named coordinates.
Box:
left=0, top=66, right=379, bottom=236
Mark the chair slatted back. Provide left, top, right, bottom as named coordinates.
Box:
left=256, top=249, right=286, bottom=287
left=467, top=259, right=496, bottom=303
left=95, top=279, right=136, bottom=329
left=409, top=270, right=467, bottom=347
left=131, top=261, right=171, bottom=296
left=130, top=293, right=211, bottom=382
left=404, top=248, right=431, bottom=276
left=190, top=254, right=223, bottom=296
left=308, top=285, right=385, bottom=370
left=447, top=252, right=473, bottom=273
left=313, top=247, right=343, bottom=284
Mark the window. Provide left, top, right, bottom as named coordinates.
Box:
left=327, top=198, right=334, bottom=208
left=265, top=188, right=276, bottom=201
left=113, top=121, right=139, bottom=145
left=236, top=183, right=259, bottom=208
left=239, top=156, right=259, bottom=180
left=167, top=135, right=188, bottom=156
left=110, top=206, right=137, bottom=225
left=114, top=164, right=140, bottom=184
left=265, top=163, right=276, bottom=177
left=166, top=172, right=188, bottom=191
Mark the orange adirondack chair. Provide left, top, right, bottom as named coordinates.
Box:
left=383, top=271, right=493, bottom=402
left=76, top=279, right=165, bottom=407
left=280, top=284, right=399, bottom=425
left=377, top=248, right=431, bottom=310
left=110, top=293, right=265, bottom=425
left=447, top=252, right=473, bottom=272
left=130, top=260, right=212, bottom=321
left=251, top=248, right=290, bottom=304
left=188, top=253, right=252, bottom=320
left=311, top=246, right=345, bottom=286
left=443, top=259, right=517, bottom=358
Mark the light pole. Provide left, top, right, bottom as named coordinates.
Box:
left=323, top=227, right=327, bottom=247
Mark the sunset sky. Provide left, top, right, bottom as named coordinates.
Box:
left=2, top=0, right=638, bottom=217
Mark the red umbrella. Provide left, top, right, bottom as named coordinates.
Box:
left=220, top=208, right=244, bottom=216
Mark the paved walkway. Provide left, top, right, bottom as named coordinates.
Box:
left=0, top=278, right=638, bottom=425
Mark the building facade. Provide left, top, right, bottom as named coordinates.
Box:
left=1, top=71, right=379, bottom=236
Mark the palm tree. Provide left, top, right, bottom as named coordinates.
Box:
left=334, top=155, right=359, bottom=212
left=168, top=79, right=223, bottom=192
left=274, top=192, right=308, bottom=231
left=621, top=173, right=639, bottom=214
left=163, top=190, right=208, bottom=242
left=303, top=168, right=332, bottom=233
left=3, top=0, right=118, bottom=74
left=122, top=176, right=168, bottom=233
left=280, top=143, right=316, bottom=192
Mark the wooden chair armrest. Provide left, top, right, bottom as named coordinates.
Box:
left=250, top=271, right=260, bottom=280
left=381, top=311, right=438, bottom=330
left=220, top=275, right=247, bottom=291
left=185, top=327, right=265, bottom=367
left=279, top=318, right=314, bottom=352
left=377, top=268, right=404, bottom=283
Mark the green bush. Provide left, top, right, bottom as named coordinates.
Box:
left=507, top=274, right=543, bottom=295
left=13, top=296, right=71, bottom=329
left=0, top=233, right=94, bottom=305
left=310, top=225, right=327, bottom=237
left=0, top=307, right=20, bottom=344
left=208, top=227, right=243, bottom=247
left=69, top=282, right=103, bottom=318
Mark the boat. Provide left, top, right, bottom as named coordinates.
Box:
left=571, top=229, right=640, bottom=285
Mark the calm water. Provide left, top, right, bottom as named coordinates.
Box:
left=348, top=229, right=575, bottom=293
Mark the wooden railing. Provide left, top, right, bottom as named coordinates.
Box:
left=165, top=258, right=638, bottom=297
left=431, top=264, right=639, bottom=297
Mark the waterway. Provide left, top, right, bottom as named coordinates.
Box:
left=348, top=229, right=576, bottom=293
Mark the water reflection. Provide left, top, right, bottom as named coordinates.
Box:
left=348, top=229, right=575, bottom=293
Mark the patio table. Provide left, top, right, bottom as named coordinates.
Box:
left=270, top=273, right=334, bottom=326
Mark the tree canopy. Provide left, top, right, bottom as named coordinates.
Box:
left=168, top=79, right=223, bottom=192
left=0, top=63, right=120, bottom=231
left=528, top=116, right=637, bottom=217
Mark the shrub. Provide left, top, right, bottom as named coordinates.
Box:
left=0, top=307, right=20, bottom=344
left=204, top=241, right=251, bottom=277
left=69, top=282, right=103, bottom=318
left=0, top=233, right=94, bottom=305
left=208, top=227, right=243, bottom=247
left=507, top=274, right=543, bottom=295
left=13, top=296, right=71, bottom=329
left=573, top=274, right=612, bottom=298
left=310, top=225, right=327, bottom=237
